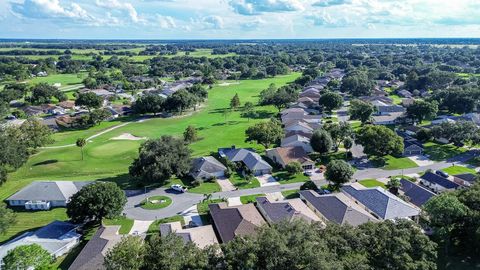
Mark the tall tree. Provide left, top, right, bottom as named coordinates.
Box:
left=75, top=92, right=103, bottom=112
left=104, top=235, right=145, bottom=270
left=355, top=125, right=403, bottom=157
left=0, top=203, right=16, bottom=235
left=318, top=91, right=343, bottom=113
left=183, top=125, right=198, bottom=143
left=245, top=119, right=283, bottom=148
left=2, top=244, right=51, bottom=270
left=242, top=101, right=256, bottom=121
left=230, top=93, right=241, bottom=110
left=129, top=136, right=192, bottom=184
left=340, top=71, right=374, bottom=96
left=76, top=138, right=87, bottom=161
left=324, top=122, right=353, bottom=151
left=67, top=182, right=127, bottom=223
left=18, top=118, right=53, bottom=149
left=348, top=99, right=375, bottom=124
left=310, top=129, right=333, bottom=155
left=407, top=100, right=438, bottom=123
left=324, top=160, right=354, bottom=187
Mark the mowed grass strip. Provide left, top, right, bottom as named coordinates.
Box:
left=358, top=179, right=387, bottom=188
left=140, top=195, right=172, bottom=210
left=103, top=216, right=134, bottom=234
left=442, top=165, right=476, bottom=175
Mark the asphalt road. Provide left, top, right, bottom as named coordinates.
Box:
left=124, top=149, right=478, bottom=221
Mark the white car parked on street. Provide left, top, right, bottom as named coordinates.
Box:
left=170, top=184, right=187, bottom=193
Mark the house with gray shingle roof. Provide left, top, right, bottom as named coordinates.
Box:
left=159, top=222, right=218, bottom=249
left=68, top=226, right=122, bottom=270
left=209, top=203, right=266, bottom=243
left=299, top=190, right=378, bottom=226
left=341, top=183, right=420, bottom=220
left=1, top=221, right=81, bottom=268
left=6, top=181, right=92, bottom=210
left=420, top=172, right=460, bottom=193
left=190, top=156, right=227, bottom=180
left=218, top=147, right=272, bottom=176
left=399, top=179, right=436, bottom=207
left=255, top=196, right=321, bottom=224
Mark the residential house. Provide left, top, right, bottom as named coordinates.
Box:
left=403, top=140, right=424, bottom=156
left=1, top=221, right=81, bottom=268
left=159, top=222, right=219, bottom=249
left=452, top=173, right=478, bottom=187
left=299, top=190, right=378, bottom=226
left=208, top=203, right=266, bottom=243
left=341, top=183, right=420, bottom=220
left=57, top=101, right=76, bottom=110
left=42, top=116, right=60, bottom=130
left=420, top=172, right=460, bottom=193
left=399, top=179, right=436, bottom=207
left=284, top=120, right=315, bottom=134
left=190, top=156, right=227, bottom=180
left=402, top=98, right=415, bottom=107
left=82, top=88, right=114, bottom=99
left=281, top=134, right=313, bottom=153
left=299, top=89, right=321, bottom=100
left=218, top=147, right=272, bottom=176
left=68, top=226, right=122, bottom=270
left=403, top=125, right=423, bottom=136
left=6, top=181, right=92, bottom=210
left=255, top=196, right=321, bottom=224
left=358, top=95, right=393, bottom=105
left=397, top=89, right=413, bottom=98
left=266, top=146, right=315, bottom=170
left=372, top=112, right=405, bottom=125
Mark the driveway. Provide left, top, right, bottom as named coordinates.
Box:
left=216, top=177, right=236, bottom=191
left=408, top=155, right=434, bottom=166
left=256, top=174, right=279, bottom=187
left=123, top=188, right=203, bottom=221
left=129, top=220, right=153, bottom=235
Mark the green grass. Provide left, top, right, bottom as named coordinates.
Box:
left=281, top=189, right=300, bottom=199
left=0, top=208, right=68, bottom=244
left=442, top=166, right=476, bottom=175
left=424, top=142, right=467, bottom=161
left=389, top=94, right=403, bottom=105
left=372, top=155, right=419, bottom=170
left=140, top=195, right=172, bottom=210
left=273, top=172, right=309, bottom=184
left=147, top=215, right=185, bottom=235
left=197, top=199, right=224, bottom=214
left=358, top=179, right=387, bottom=188
left=28, top=73, right=87, bottom=86
left=103, top=216, right=134, bottom=234
left=164, top=177, right=221, bottom=194
left=240, top=194, right=265, bottom=204
left=229, top=172, right=260, bottom=189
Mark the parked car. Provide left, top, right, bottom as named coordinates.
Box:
left=303, top=171, right=313, bottom=176
left=435, top=170, right=449, bottom=178
left=170, top=184, right=187, bottom=193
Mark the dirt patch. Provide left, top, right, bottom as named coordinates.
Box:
left=218, top=82, right=240, bottom=86
left=111, top=133, right=146, bottom=141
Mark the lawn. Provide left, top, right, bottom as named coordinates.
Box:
left=197, top=199, right=224, bottom=214
left=7, top=73, right=300, bottom=188
left=358, top=179, right=387, bottom=188
left=28, top=72, right=87, bottom=86
left=273, top=172, right=309, bottom=184
left=442, top=166, right=476, bottom=175
left=0, top=208, right=68, bottom=244
left=424, top=142, right=467, bottom=161
left=240, top=194, right=265, bottom=204
left=103, top=216, right=134, bottom=234
left=281, top=189, right=300, bottom=199
left=140, top=195, right=172, bottom=210
left=164, top=177, right=221, bottom=194
left=229, top=172, right=260, bottom=189
left=372, top=155, right=419, bottom=170
left=147, top=215, right=185, bottom=235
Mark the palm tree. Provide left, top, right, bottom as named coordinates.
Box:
left=76, top=138, right=87, bottom=161
left=386, top=177, right=401, bottom=195
left=202, top=193, right=212, bottom=203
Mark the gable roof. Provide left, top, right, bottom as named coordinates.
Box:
left=299, top=190, right=377, bottom=226
left=1, top=221, right=81, bottom=263
left=281, top=134, right=311, bottom=146
left=453, top=173, right=477, bottom=184
left=421, top=172, right=460, bottom=189
left=68, top=226, right=122, bottom=270
left=341, top=184, right=420, bottom=220
left=400, top=179, right=436, bottom=207
left=159, top=222, right=219, bottom=249
left=6, top=181, right=92, bottom=202
left=190, top=156, right=227, bottom=178
left=208, top=203, right=266, bottom=243
left=266, top=146, right=313, bottom=165
left=256, top=197, right=320, bottom=224
left=243, top=152, right=272, bottom=171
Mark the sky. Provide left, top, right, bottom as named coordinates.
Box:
left=0, top=0, right=480, bottom=39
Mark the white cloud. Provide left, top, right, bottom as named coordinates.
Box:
left=201, top=15, right=224, bottom=29
left=11, top=0, right=94, bottom=21
left=95, top=0, right=143, bottom=23
left=229, top=0, right=304, bottom=15
left=156, top=14, right=176, bottom=29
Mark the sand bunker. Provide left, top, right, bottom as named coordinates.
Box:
left=111, top=133, right=146, bottom=141
left=218, top=82, right=240, bottom=86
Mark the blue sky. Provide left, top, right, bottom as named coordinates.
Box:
left=1, top=0, right=480, bottom=39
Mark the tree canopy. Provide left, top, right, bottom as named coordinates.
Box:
left=355, top=125, right=404, bottom=157
left=324, top=160, right=354, bottom=187
left=245, top=119, right=283, bottom=148
left=318, top=91, right=343, bottom=113
left=348, top=99, right=375, bottom=124
left=2, top=244, right=51, bottom=270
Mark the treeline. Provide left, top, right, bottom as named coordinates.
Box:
left=103, top=219, right=437, bottom=270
